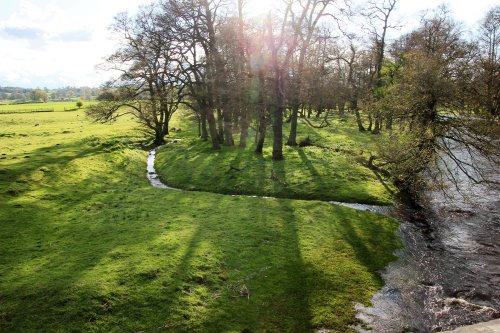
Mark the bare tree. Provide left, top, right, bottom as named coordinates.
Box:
left=473, top=5, right=500, bottom=117
left=264, top=0, right=331, bottom=159
left=362, top=0, right=398, bottom=134
left=88, top=7, right=184, bottom=145
left=166, top=0, right=228, bottom=149
left=286, top=0, right=337, bottom=146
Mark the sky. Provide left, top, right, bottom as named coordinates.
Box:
left=0, top=0, right=497, bottom=89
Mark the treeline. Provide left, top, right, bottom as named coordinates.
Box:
left=89, top=0, right=499, bottom=190
left=0, top=86, right=100, bottom=103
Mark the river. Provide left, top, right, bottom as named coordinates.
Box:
left=355, top=140, right=500, bottom=332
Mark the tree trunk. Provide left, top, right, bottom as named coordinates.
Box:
left=154, top=127, right=166, bottom=146
left=368, top=111, right=373, bottom=131
left=372, top=110, right=381, bottom=134
left=272, top=69, right=284, bottom=161
left=239, top=107, right=249, bottom=148
left=255, top=71, right=267, bottom=154
left=201, top=109, right=208, bottom=141
left=255, top=112, right=266, bottom=154
left=386, top=112, right=393, bottom=132
left=223, top=108, right=234, bottom=146
left=316, top=106, right=323, bottom=118
left=206, top=107, right=220, bottom=149
left=217, top=108, right=224, bottom=143
left=197, top=114, right=201, bottom=137
left=338, top=101, right=345, bottom=118
left=286, top=105, right=299, bottom=146
left=351, top=99, right=365, bottom=131
left=233, top=110, right=239, bottom=130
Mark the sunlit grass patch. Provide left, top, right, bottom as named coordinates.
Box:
left=0, top=110, right=401, bottom=332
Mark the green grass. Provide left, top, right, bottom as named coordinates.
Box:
left=0, top=101, right=96, bottom=113
left=155, top=114, right=395, bottom=205
left=0, top=110, right=401, bottom=332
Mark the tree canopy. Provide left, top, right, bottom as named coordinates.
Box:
left=88, top=0, right=499, bottom=194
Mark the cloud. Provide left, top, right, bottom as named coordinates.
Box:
left=0, top=26, right=44, bottom=39
left=52, top=30, right=92, bottom=42
left=0, top=25, right=48, bottom=48
left=0, top=0, right=160, bottom=88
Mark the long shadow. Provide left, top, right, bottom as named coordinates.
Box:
left=297, top=149, right=326, bottom=189
left=330, top=205, right=400, bottom=275
left=226, top=146, right=247, bottom=194
left=156, top=140, right=213, bottom=189
left=190, top=197, right=313, bottom=332
left=273, top=199, right=313, bottom=331
left=371, top=168, right=396, bottom=196
left=251, top=151, right=268, bottom=196
left=271, top=157, right=288, bottom=195
left=0, top=138, right=188, bottom=331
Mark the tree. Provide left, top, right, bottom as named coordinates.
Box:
left=30, top=89, right=48, bottom=103
left=328, top=36, right=369, bottom=131
left=76, top=100, right=83, bottom=108
left=88, top=6, right=184, bottom=145
left=472, top=5, right=500, bottom=117
left=378, top=6, right=499, bottom=193
left=286, top=0, right=337, bottom=146
left=165, top=0, right=231, bottom=150
left=265, top=0, right=331, bottom=159
left=362, top=0, right=398, bottom=134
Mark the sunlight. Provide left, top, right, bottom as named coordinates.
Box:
left=244, top=0, right=280, bottom=19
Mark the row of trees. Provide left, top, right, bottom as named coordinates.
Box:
left=0, top=86, right=100, bottom=102
left=89, top=0, right=499, bottom=190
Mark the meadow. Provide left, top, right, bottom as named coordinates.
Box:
left=156, top=113, right=395, bottom=205
left=0, top=101, right=96, bottom=113
left=0, top=106, right=401, bottom=332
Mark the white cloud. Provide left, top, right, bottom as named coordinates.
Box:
left=0, top=0, right=150, bottom=88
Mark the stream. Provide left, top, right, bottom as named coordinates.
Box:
left=147, top=145, right=500, bottom=332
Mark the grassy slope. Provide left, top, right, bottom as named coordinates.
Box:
left=0, top=111, right=400, bottom=332
left=155, top=114, right=395, bottom=205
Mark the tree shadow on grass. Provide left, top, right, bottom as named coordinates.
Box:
left=0, top=139, right=188, bottom=331
left=371, top=168, right=396, bottom=197
left=329, top=205, right=401, bottom=276
left=184, top=197, right=315, bottom=332
left=297, top=149, right=326, bottom=191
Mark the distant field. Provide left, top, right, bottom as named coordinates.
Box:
left=0, top=101, right=97, bottom=113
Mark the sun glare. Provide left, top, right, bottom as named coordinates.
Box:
left=244, top=0, right=279, bottom=18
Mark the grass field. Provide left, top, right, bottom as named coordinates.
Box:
left=155, top=114, right=395, bottom=205
left=0, top=110, right=401, bottom=332
left=0, top=101, right=96, bottom=113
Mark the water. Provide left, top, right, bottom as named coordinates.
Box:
left=147, top=148, right=181, bottom=190
left=355, top=143, right=500, bottom=332
left=329, top=201, right=393, bottom=215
